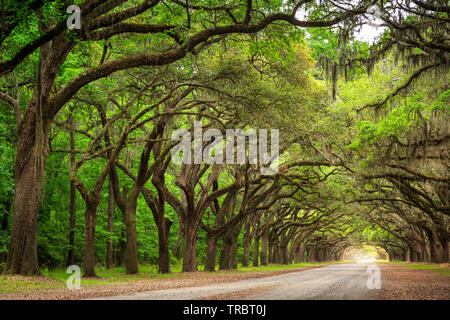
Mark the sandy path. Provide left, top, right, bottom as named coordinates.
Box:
left=93, top=263, right=380, bottom=300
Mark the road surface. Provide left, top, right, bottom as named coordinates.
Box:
left=94, top=263, right=381, bottom=300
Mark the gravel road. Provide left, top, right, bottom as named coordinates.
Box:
left=94, top=263, right=381, bottom=300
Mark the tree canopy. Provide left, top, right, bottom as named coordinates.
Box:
left=0, top=0, right=448, bottom=276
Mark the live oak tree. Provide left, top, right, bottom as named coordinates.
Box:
left=0, top=0, right=378, bottom=276
left=0, top=0, right=448, bottom=276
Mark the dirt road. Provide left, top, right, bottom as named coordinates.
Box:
left=94, top=263, right=381, bottom=300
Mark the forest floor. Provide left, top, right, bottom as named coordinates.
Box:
left=0, top=262, right=336, bottom=300
left=0, top=261, right=448, bottom=300
left=378, top=262, right=450, bottom=300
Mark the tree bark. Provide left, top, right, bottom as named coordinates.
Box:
left=157, top=217, right=172, bottom=273
left=242, top=218, right=252, bottom=267
left=106, top=179, right=114, bottom=269
left=5, top=123, right=48, bottom=275
left=182, top=223, right=198, bottom=272
left=119, top=225, right=126, bottom=267
left=204, top=232, right=218, bottom=272
left=67, top=178, right=76, bottom=267
left=230, top=233, right=239, bottom=269
left=441, top=237, right=449, bottom=262
left=425, top=228, right=442, bottom=263
left=67, top=107, right=76, bottom=267
left=281, top=232, right=289, bottom=264
left=252, top=236, right=260, bottom=267
left=172, top=225, right=182, bottom=260
left=151, top=169, right=172, bottom=274
left=124, top=186, right=139, bottom=274
left=288, top=238, right=297, bottom=264
left=260, top=229, right=268, bottom=265
left=282, top=244, right=289, bottom=265
left=296, top=243, right=306, bottom=263
left=268, top=239, right=273, bottom=264
left=6, top=25, right=72, bottom=275
left=83, top=201, right=98, bottom=277
left=307, top=246, right=316, bottom=262
left=406, top=246, right=411, bottom=262
left=219, top=234, right=232, bottom=270
left=275, top=244, right=282, bottom=263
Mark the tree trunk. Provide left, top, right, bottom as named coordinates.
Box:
left=307, top=246, right=316, bottom=262
left=252, top=236, right=260, bottom=267
left=441, top=237, right=449, bottom=262
left=416, top=245, right=423, bottom=262
left=5, top=125, right=48, bottom=275
left=157, top=217, right=172, bottom=273
left=204, top=233, right=218, bottom=272
left=288, top=239, right=297, bottom=264
left=119, top=186, right=128, bottom=266
left=242, top=218, right=251, bottom=267
left=297, top=243, right=306, bottom=263
left=282, top=244, right=289, bottom=265
left=229, top=226, right=242, bottom=269
left=182, top=223, right=198, bottom=272
left=119, top=225, right=126, bottom=267
left=260, top=229, right=268, bottom=265
left=230, top=237, right=238, bottom=269
left=275, top=245, right=282, bottom=263
left=411, top=243, right=420, bottom=262
left=152, top=172, right=172, bottom=274
left=268, top=239, right=273, bottom=264
left=172, top=225, right=182, bottom=260
left=271, top=239, right=280, bottom=263
left=124, top=195, right=139, bottom=274
left=84, top=203, right=98, bottom=277
left=67, top=178, right=76, bottom=267
left=106, top=179, right=114, bottom=269
left=219, top=234, right=232, bottom=270
left=271, top=242, right=276, bottom=263
left=426, top=228, right=442, bottom=263
left=5, top=33, right=71, bottom=275
left=67, top=108, right=76, bottom=267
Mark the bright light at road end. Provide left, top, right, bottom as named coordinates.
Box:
left=342, top=245, right=386, bottom=262
left=355, top=256, right=376, bottom=264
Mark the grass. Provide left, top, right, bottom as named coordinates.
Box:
left=0, top=276, right=66, bottom=293
left=41, top=264, right=184, bottom=284
left=0, top=261, right=342, bottom=294
left=387, top=261, right=450, bottom=277
left=236, top=261, right=348, bottom=273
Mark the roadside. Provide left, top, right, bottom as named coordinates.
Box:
left=0, top=262, right=336, bottom=300
left=387, top=261, right=450, bottom=276
left=3, top=261, right=448, bottom=300
left=377, top=262, right=450, bottom=300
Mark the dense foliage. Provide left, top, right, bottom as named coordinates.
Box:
left=0, top=0, right=448, bottom=276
